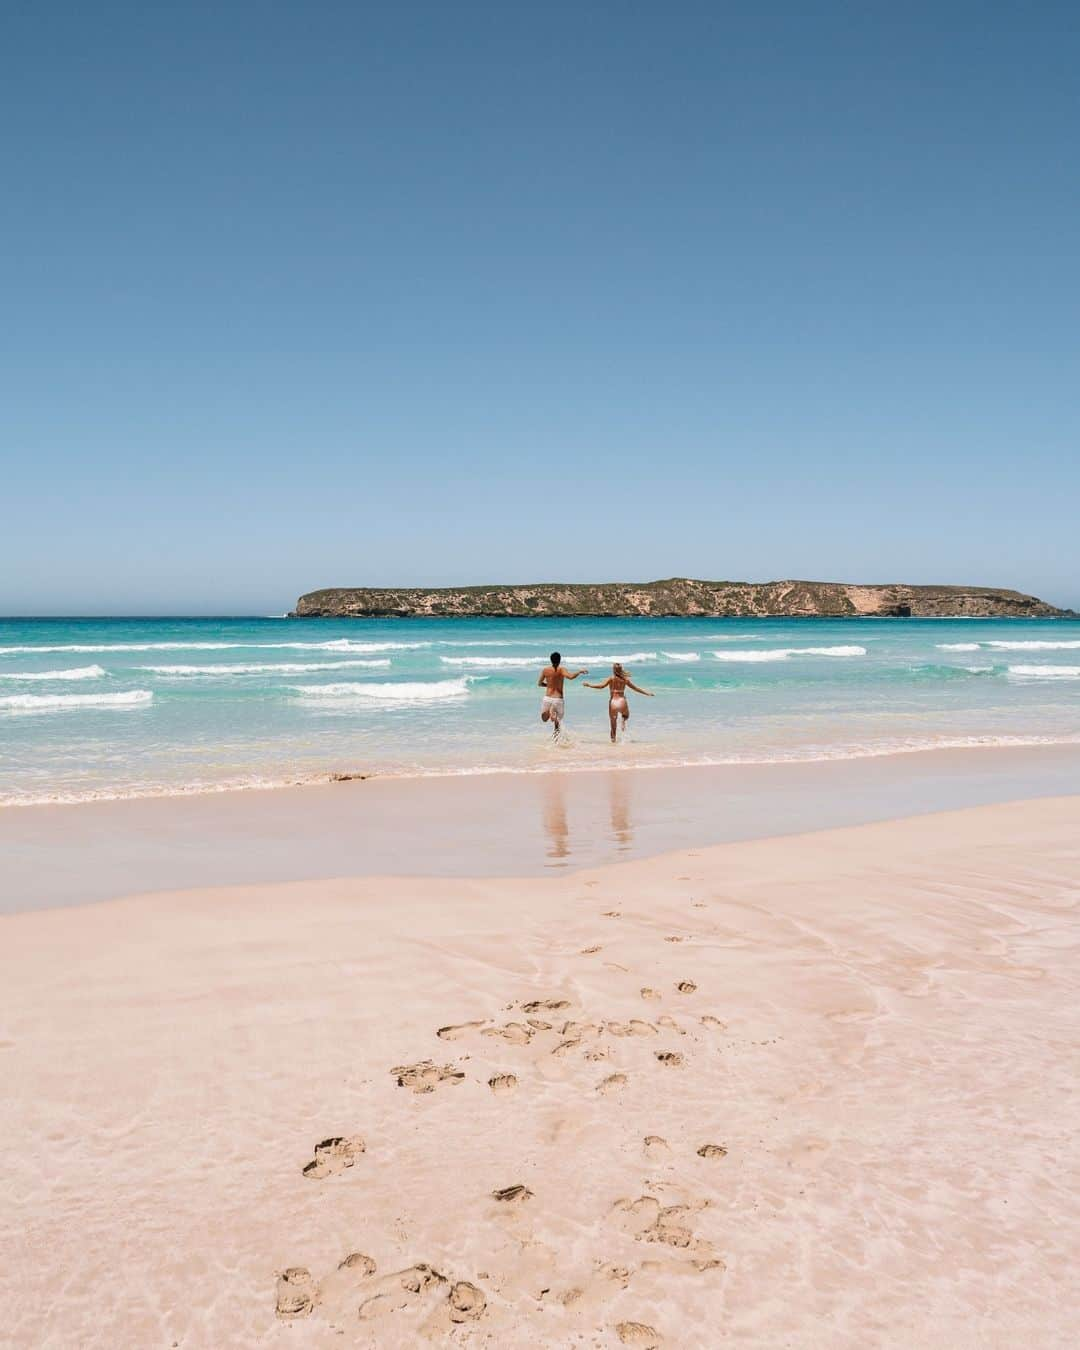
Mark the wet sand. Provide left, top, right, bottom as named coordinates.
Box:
left=2, top=796, right=1079, bottom=1347
left=3, top=740, right=1080, bottom=912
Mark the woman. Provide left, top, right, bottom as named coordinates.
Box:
left=584, top=662, right=654, bottom=742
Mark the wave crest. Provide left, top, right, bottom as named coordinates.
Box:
left=0, top=665, right=105, bottom=681
left=142, top=659, right=391, bottom=676
left=1008, top=664, right=1080, bottom=680
left=713, top=645, right=867, bottom=662
left=0, top=690, right=152, bottom=712
left=293, top=678, right=477, bottom=704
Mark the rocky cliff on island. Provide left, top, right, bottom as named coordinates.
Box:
left=293, top=579, right=1071, bottom=619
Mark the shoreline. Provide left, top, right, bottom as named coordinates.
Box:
left=4, top=727, right=1080, bottom=811
left=4, top=741, right=1080, bottom=913
left=4, top=796, right=1078, bottom=1346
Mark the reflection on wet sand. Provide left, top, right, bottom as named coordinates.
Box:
left=542, top=776, right=570, bottom=864
left=541, top=772, right=637, bottom=867
left=609, top=772, right=634, bottom=853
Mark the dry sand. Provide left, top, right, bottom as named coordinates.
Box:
left=3, top=796, right=1079, bottom=1347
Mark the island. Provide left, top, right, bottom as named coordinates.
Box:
left=292, top=579, right=1071, bottom=619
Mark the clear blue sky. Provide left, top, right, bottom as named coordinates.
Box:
left=3, top=1, right=1077, bottom=614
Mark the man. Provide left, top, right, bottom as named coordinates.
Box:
left=537, top=650, right=588, bottom=740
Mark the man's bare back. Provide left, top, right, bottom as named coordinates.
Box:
left=537, top=649, right=588, bottom=738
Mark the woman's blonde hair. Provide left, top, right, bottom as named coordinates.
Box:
left=613, top=662, right=624, bottom=676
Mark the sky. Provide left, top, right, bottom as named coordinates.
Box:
left=2, top=1, right=1078, bottom=615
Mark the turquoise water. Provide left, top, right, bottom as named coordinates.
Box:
left=1, top=614, right=1079, bottom=805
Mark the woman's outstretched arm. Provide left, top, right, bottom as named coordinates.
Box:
left=625, top=678, right=654, bottom=696
left=583, top=678, right=612, bottom=690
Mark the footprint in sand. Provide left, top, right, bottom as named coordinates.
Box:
left=644, top=1135, right=670, bottom=1159
left=655, top=1052, right=685, bottom=1067
left=606, top=1019, right=657, bottom=1038
left=700, top=1015, right=726, bottom=1031
left=697, top=1143, right=727, bottom=1159
left=598, top=1072, right=628, bottom=1094
left=302, top=1135, right=366, bottom=1179
left=357, top=1263, right=447, bottom=1322
left=655, top=1015, right=686, bottom=1036
left=602, top=910, right=622, bottom=918
left=492, top=1184, right=533, bottom=1203
left=580, top=945, right=603, bottom=955
left=675, top=981, right=697, bottom=994
left=391, top=1061, right=465, bottom=1094
left=616, top=1321, right=662, bottom=1347
left=611, top=1195, right=710, bottom=1251
left=482, top=1021, right=534, bottom=1045
left=275, top=1267, right=317, bottom=1319
left=281, top=1254, right=487, bottom=1332
left=488, top=1073, right=518, bottom=1093
left=562, top=1019, right=602, bottom=1040
left=448, top=1281, right=486, bottom=1324
left=437, top=1019, right=488, bottom=1041
left=521, top=998, right=571, bottom=1013
left=316, top=1252, right=379, bottom=1318
left=640, top=987, right=662, bottom=1001
left=664, top=936, right=685, bottom=944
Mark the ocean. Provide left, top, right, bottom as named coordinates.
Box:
left=1, top=613, right=1079, bottom=806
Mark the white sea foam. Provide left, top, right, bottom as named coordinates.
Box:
left=712, top=645, right=867, bottom=662
left=988, top=640, right=1080, bottom=651
left=293, top=678, right=477, bottom=703
left=661, top=651, right=700, bottom=662
left=142, top=659, right=392, bottom=676
left=0, top=690, right=152, bottom=712
left=0, top=639, right=428, bottom=655
left=1007, top=664, right=1080, bottom=680
left=0, top=665, right=106, bottom=681
left=564, top=652, right=660, bottom=664
left=939, top=640, right=1080, bottom=652
left=440, top=655, right=538, bottom=668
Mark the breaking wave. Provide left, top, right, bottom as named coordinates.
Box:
left=0, top=690, right=152, bottom=712
left=0, top=665, right=105, bottom=681
left=440, top=655, right=538, bottom=668
left=293, top=677, right=478, bottom=703
left=142, top=659, right=392, bottom=676
left=661, top=651, right=700, bottom=662
left=1008, top=664, right=1080, bottom=680
left=712, top=645, right=867, bottom=662
left=940, top=640, right=1080, bottom=652
left=0, top=639, right=428, bottom=655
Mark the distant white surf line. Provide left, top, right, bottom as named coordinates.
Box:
left=440, top=655, right=537, bottom=668
left=661, top=651, right=700, bottom=662
left=565, top=652, right=659, bottom=664
left=293, top=677, right=480, bottom=703
left=0, top=665, right=105, bottom=681
left=1008, top=664, right=1080, bottom=680
left=142, top=659, right=392, bottom=676
left=712, top=645, right=867, bottom=662
left=439, top=652, right=661, bottom=668
left=0, top=639, right=428, bottom=655
left=0, top=690, right=152, bottom=712
left=940, top=640, right=1080, bottom=652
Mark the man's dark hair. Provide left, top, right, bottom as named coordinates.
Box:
left=550, top=651, right=561, bottom=667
